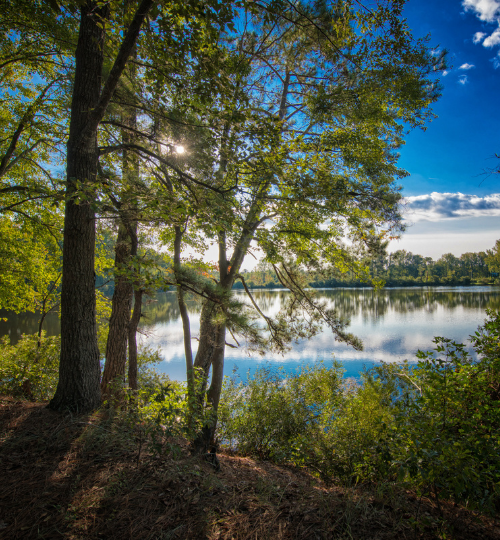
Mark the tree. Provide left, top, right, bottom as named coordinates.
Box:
left=0, top=5, right=69, bottom=338
left=170, top=0, right=446, bottom=450
left=0, top=214, right=62, bottom=337
left=50, top=0, right=155, bottom=412
left=97, top=0, right=241, bottom=395
left=99, top=3, right=142, bottom=396
left=485, top=240, right=500, bottom=274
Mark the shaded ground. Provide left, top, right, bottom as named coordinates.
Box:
left=0, top=395, right=499, bottom=540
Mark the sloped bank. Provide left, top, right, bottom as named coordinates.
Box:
left=1, top=396, right=499, bottom=540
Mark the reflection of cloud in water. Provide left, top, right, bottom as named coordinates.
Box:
left=139, top=287, right=500, bottom=381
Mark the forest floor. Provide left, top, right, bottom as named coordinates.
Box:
left=1, top=395, right=499, bottom=540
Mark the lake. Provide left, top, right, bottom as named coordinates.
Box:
left=140, top=286, right=500, bottom=380
left=2, top=286, right=500, bottom=380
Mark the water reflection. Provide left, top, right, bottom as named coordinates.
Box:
left=0, top=311, right=60, bottom=345
left=2, top=287, right=499, bottom=380
left=140, top=286, right=500, bottom=325
left=139, top=286, right=500, bottom=380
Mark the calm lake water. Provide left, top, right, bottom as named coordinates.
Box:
left=140, top=286, right=500, bottom=380
left=2, top=287, right=500, bottom=380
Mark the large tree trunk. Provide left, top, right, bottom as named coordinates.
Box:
left=49, top=0, right=153, bottom=412
left=191, top=231, right=231, bottom=452
left=193, top=301, right=227, bottom=388
left=127, top=215, right=141, bottom=391
left=49, top=3, right=107, bottom=412
left=191, top=303, right=227, bottom=453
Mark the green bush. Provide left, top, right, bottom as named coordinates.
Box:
left=0, top=333, right=60, bottom=400
left=0, top=333, right=172, bottom=403
left=310, top=380, right=395, bottom=482
left=217, top=361, right=345, bottom=464
left=218, top=362, right=394, bottom=482
left=366, top=309, right=500, bottom=512
left=218, top=311, right=500, bottom=513
left=135, top=343, right=172, bottom=395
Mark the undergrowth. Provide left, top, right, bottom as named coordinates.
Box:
left=218, top=310, right=500, bottom=514
left=1, top=311, right=500, bottom=518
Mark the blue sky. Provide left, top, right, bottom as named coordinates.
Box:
left=389, top=0, right=500, bottom=258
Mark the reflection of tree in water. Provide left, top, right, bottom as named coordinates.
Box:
left=2, top=288, right=500, bottom=344
left=322, top=288, right=500, bottom=320
left=0, top=311, right=60, bottom=344
left=0, top=287, right=500, bottom=345
left=140, top=292, right=203, bottom=328
left=141, top=288, right=500, bottom=328
left=238, top=289, right=290, bottom=313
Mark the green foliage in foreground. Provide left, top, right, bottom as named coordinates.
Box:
left=0, top=335, right=209, bottom=458
left=218, top=362, right=345, bottom=464
left=217, top=362, right=393, bottom=480
left=0, top=333, right=60, bottom=400
left=218, top=310, right=500, bottom=513
left=2, top=311, right=500, bottom=513
left=0, top=335, right=169, bottom=402
left=367, top=309, right=500, bottom=513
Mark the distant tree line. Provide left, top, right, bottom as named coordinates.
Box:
left=236, top=242, right=500, bottom=289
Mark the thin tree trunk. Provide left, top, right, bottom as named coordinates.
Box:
left=101, top=224, right=133, bottom=393
left=174, top=226, right=194, bottom=393
left=37, top=310, right=46, bottom=349
left=128, top=285, right=142, bottom=391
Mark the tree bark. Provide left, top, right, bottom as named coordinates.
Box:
left=128, top=283, right=142, bottom=391
left=191, top=304, right=226, bottom=453
left=49, top=2, right=107, bottom=412
left=101, top=224, right=133, bottom=393
left=101, top=33, right=139, bottom=396
left=191, top=231, right=230, bottom=452
left=127, top=214, right=140, bottom=391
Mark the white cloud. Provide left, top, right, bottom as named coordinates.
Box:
left=463, top=0, right=500, bottom=22
left=458, top=74, right=469, bottom=83
left=459, top=62, right=475, bottom=69
left=464, top=0, right=500, bottom=62
left=473, top=31, right=487, bottom=43
left=483, top=26, right=500, bottom=45
left=442, top=70, right=450, bottom=76
left=404, top=192, right=500, bottom=222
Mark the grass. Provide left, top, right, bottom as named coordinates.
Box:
left=1, top=395, right=499, bottom=540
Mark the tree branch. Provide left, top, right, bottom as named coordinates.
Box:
left=84, top=0, right=155, bottom=138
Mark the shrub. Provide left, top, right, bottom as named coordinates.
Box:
left=310, top=380, right=395, bottom=482
left=217, top=362, right=396, bottom=482
left=366, top=309, right=500, bottom=512
left=217, top=361, right=345, bottom=464
left=0, top=333, right=172, bottom=403
left=0, top=333, right=60, bottom=400
left=218, top=310, right=500, bottom=513
left=135, top=343, right=172, bottom=395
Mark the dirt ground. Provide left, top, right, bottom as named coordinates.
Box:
left=1, top=395, right=499, bottom=540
